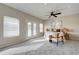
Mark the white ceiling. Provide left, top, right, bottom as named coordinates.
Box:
left=4, top=3, right=79, bottom=20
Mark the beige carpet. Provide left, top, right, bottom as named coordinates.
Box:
left=0, top=37, right=79, bottom=55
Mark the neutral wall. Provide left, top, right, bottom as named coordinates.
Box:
left=59, top=14, right=79, bottom=40
left=44, top=14, right=79, bottom=40
left=0, top=4, right=44, bottom=48
left=55, top=15, right=79, bottom=32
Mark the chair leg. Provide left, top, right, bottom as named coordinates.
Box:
left=62, top=36, right=64, bottom=44
left=57, top=38, right=58, bottom=46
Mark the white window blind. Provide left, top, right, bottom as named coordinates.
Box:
left=27, top=22, right=32, bottom=37
left=40, top=23, right=43, bottom=32
left=4, top=16, right=19, bottom=37
left=33, top=23, right=36, bottom=35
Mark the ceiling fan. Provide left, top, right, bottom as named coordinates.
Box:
left=48, top=11, right=61, bottom=18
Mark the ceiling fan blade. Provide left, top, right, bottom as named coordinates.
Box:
left=55, top=12, right=61, bottom=15
left=53, top=15, right=57, bottom=17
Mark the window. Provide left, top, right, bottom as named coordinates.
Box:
left=27, top=22, right=32, bottom=37
left=39, top=23, right=43, bottom=32
left=4, top=16, right=19, bottom=37
left=33, top=23, right=36, bottom=35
